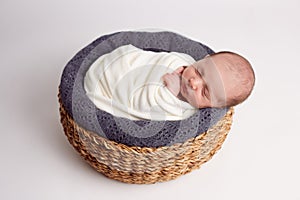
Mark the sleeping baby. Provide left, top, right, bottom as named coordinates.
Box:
left=84, top=44, right=254, bottom=121
left=162, top=52, right=255, bottom=109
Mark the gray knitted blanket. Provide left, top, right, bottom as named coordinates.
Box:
left=59, top=31, right=228, bottom=147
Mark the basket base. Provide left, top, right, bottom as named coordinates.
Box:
left=58, top=94, right=233, bottom=184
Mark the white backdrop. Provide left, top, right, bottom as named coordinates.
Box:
left=1, top=0, right=299, bottom=199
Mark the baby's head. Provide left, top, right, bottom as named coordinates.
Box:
left=180, top=51, right=255, bottom=108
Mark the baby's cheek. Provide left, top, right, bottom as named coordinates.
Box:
left=184, top=92, right=198, bottom=107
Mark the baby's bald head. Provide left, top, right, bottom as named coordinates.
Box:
left=208, top=51, right=255, bottom=107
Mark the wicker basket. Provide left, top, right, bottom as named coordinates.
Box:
left=58, top=94, right=234, bottom=184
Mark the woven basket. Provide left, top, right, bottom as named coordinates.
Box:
left=58, top=93, right=234, bottom=184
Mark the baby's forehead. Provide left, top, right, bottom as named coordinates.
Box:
left=192, top=54, right=251, bottom=83
left=192, top=58, right=221, bottom=78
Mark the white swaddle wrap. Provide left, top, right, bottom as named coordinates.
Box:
left=84, top=44, right=198, bottom=120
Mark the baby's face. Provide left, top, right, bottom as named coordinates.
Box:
left=180, top=56, right=237, bottom=108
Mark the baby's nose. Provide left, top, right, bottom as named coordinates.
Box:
left=189, top=78, right=202, bottom=90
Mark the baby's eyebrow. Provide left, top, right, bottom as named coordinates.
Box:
left=194, top=68, right=202, bottom=77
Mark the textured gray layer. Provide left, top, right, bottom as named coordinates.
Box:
left=59, top=31, right=227, bottom=147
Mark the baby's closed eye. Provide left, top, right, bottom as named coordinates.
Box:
left=204, top=88, right=210, bottom=99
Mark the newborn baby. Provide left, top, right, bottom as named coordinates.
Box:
left=84, top=44, right=254, bottom=121
left=162, top=52, right=255, bottom=108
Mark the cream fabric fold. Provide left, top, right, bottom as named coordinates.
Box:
left=84, top=44, right=198, bottom=120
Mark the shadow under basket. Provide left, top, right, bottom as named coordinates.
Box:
left=58, top=95, right=234, bottom=184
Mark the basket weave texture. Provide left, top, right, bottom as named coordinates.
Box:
left=58, top=94, right=234, bottom=184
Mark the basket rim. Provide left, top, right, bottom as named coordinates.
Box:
left=59, top=92, right=234, bottom=151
